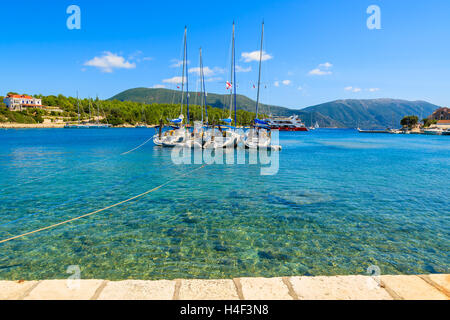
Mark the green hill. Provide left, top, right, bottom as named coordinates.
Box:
left=109, top=88, right=441, bottom=128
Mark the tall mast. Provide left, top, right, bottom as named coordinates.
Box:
left=76, top=91, right=80, bottom=124
left=199, top=47, right=204, bottom=123
left=255, top=21, right=264, bottom=119
left=180, top=27, right=186, bottom=118
left=233, top=21, right=237, bottom=127
left=96, top=96, right=100, bottom=124
left=200, top=47, right=208, bottom=124
left=186, top=27, right=190, bottom=125
left=88, top=98, right=92, bottom=123
left=228, top=23, right=234, bottom=120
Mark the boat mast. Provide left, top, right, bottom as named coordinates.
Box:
left=96, top=96, right=100, bottom=125
left=199, top=47, right=204, bottom=123
left=185, top=27, right=190, bottom=125
left=76, top=91, right=80, bottom=125
left=228, top=23, right=234, bottom=120
left=255, top=21, right=264, bottom=120
left=233, top=21, right=237, bottom=127
left=180, top=27, right=186, bottom=120
left=88, top=98, right=92, bottom=123
left=200, top=47, right=208, bottom=125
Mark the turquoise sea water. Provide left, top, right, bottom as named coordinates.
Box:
left=0, top=128, right=448, bottom=280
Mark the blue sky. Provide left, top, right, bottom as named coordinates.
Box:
left=1, top=0, right=449, bottom=109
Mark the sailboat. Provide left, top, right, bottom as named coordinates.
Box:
left=153, top=26, right=190, bottom=147
left=65, top=93, right=109, bottom=128
left=204, top=22, right=240, bottom=149
left=135, top=106, right=148, bottom=128
left=308, top=113, right=315, bottom=130
left=90, top=97, right=111, bottom=128
left=184, top=47, right=209, bottom=149
left=243, top=22, right=281, bottom=151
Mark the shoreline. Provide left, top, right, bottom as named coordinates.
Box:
left=1, top=274, right=448, bottom=300
left=0, top=123, right=66, bottom=129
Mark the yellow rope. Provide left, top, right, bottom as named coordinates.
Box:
left=0, top=165, right=205, bottom=244
left=120, top=136, right=154, bottom=155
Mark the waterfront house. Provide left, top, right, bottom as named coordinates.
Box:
left=3, top=94, right=43, bottom=111
left=435, top=120, right=450, bottom=130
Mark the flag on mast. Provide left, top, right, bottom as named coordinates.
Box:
left=226, top=81, right=232, bottom=90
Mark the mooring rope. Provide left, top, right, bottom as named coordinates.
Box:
left=0, top=161, right=180, bottom=228
left=120, top=136, right=153, bottom=155
left=0, top=164, right=205, bottom=244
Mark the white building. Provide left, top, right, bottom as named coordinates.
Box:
left=3, top=94, right=43, bottom=111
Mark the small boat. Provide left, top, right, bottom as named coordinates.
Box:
left=388, top=128, right=403, bottom=134
left=357, top=128, right=390, bottom=134
left=423, top=128, right=443, bottom=135
left=442, top=129, right=450, bottom=136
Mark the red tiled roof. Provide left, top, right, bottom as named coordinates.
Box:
left=437, top=120, right=450, bottom=124
left=7, top=94, right=34, bottom=99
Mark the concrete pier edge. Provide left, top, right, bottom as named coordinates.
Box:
left=1, top=274, right=448, bottom=300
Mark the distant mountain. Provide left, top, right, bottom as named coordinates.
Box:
left=109, top=88, right=440, bottom=128
left=110, top=87, right=293, bottom=115
left=302, top=99, right=440, bottom=129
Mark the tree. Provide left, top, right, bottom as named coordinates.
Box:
left=422, top=118, right=437, bottom=128
left=400, top=115, right=418, bottom=128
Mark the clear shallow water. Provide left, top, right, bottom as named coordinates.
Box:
left=0, top=128, right=448, bottom=280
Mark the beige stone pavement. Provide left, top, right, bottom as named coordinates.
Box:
left=0, top=274, right=448, bottom=300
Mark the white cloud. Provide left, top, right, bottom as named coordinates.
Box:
left=346, top=86, right=378, bottom=93
left=241, top=50, right=273, bottom=62
left=319, top=62, right=333, bottom=69
left=152, top=84, right=166, bottom=89
left=162, top=76, right=186, bottom=84
left=308, top=62, right=333, bottom=76
left=345, top=86, right=361, bottom=92
left=84, top=52, right=136, bottom=73
left=282, top=80, right=291, bottom=86
left=309, top=68, right=332, bottom=76
left=235, top=65, right=252, bottom=73
left=274, top=81, right=280, bottom=87
left=188, top=66, right=224, bottom=77
left=170, top=59, right=190, bottom=68
left=297, top=86, right=303, bottom=91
